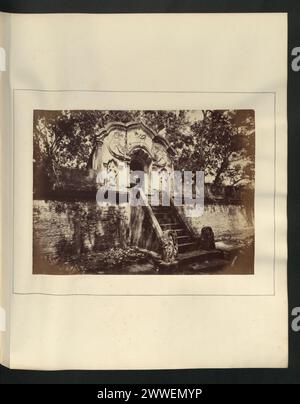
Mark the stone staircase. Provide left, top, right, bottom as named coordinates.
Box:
left=150, top=204, right=228, bottom=268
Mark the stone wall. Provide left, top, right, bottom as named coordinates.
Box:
left=33, top=199, right=254, bottom=270
left=33, top=201, right=130, bottom=266
left=179, top=203, right=254, bottom=242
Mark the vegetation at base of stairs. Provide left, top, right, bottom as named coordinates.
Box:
left=55, top=246, right=148, bottom=274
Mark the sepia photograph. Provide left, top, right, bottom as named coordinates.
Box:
left=0, top=7, right=289, bottom=378
left=33, top=109, right=255, bottom=275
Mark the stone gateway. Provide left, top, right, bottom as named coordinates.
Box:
left=89, top=121, right=220, bottom=268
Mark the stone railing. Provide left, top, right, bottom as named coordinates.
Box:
left=130, top=190, right=179, bottom=266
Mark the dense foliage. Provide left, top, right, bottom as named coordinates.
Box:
left=33, top=109, right=255, bottom=187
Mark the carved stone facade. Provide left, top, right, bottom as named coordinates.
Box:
left=88, top=121, right=181, bottom=265
left=90, top=121, right=174, bottom=195
left=89, top=121, right=218, bottom=267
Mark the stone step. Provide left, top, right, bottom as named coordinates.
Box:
left=172, top=228, right=189, bottom=235
left=153, top=210, right=174, bottom=216
left=178, top=241, right=198, bottom=253
left=177, top=249, right=224, bottom=263
left=151, top=207, right=172, bottom=213
left=177, top=235, right=193, bottom=243
left=160, top=223, right=184, bottom=229
left=154, top=213, right=176, bottom=221
left=152, top=207, right=196, bottom=245
left=178, top=240, right=196, bottom=246
left=160, top=227, right=190, bottom=239
left=157, top=219, right=181, bottom=226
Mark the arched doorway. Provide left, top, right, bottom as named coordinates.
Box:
left=129, top=148, right=152, bottom=195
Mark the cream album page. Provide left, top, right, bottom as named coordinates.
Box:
left=0, top=13, right=287, bottom=369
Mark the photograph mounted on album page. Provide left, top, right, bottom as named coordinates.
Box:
left=0, top=12, right=287, bottom=369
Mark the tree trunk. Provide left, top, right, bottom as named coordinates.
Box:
left=213, top=156, right=229, bottom=186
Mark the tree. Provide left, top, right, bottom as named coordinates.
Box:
left=33, top=110, right=139, bottom=185
left=33, top=109, right=255, bottom=189
left=190, top=110, right=255, bottom=186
